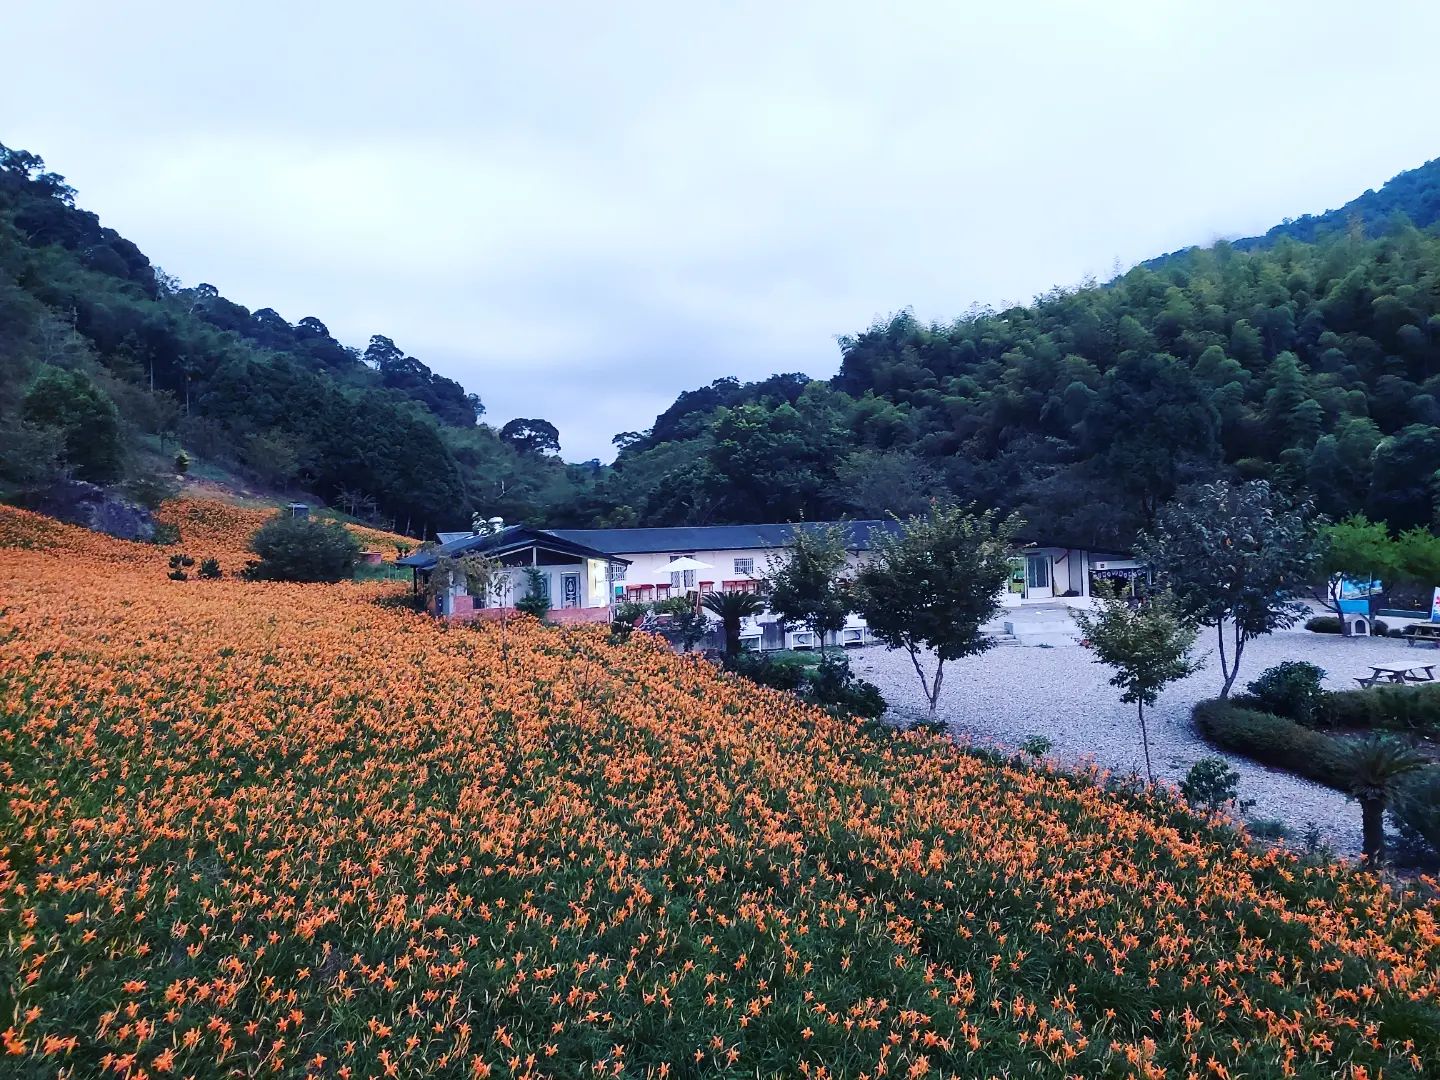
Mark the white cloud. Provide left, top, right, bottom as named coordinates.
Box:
left=6, top=0, right=1440, bottom=457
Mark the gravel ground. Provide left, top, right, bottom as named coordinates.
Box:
left=849, top=618, right=1439, bottom=857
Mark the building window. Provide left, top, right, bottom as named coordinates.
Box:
left=733, top=557, right=754, bottom=576
left=608, top=562, right=627, bottom=582
left=669, top=553, right=697, bottom=591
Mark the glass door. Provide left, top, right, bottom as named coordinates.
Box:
left=1025, top=554, right=1052, bottom=600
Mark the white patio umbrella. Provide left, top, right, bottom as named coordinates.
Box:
left=654, top=556, right=712, bottom=582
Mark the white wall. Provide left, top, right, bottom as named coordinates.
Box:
left=609, top=546, right=873, bottom=595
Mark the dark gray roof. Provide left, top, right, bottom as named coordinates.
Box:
left=396, top=526, right=627, bottom=570
left=548, top=520, right=902, bottom=555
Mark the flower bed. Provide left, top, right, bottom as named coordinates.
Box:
left=2, top=503, right=1438, bottom=1077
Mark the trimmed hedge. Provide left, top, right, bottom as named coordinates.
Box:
left=1319, top=682, right=1440, bottom=734
left=1192, top=700, right=1349, bottom=789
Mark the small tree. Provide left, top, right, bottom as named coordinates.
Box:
left=765, top=522, right=852, bottom=652
left=853, top=505, right=1020, bottom=715
left=702, top=590, right=766, bottom=658
left=246, top=516, right=361, bottom=583
left=1072, top=591, right=1201, bottom=783
left=1320, top=515, right=1398, bottom=616
left=1137, top=480, right=1319, bottom=699
left=514, top=567, right=551, bottom=620
left=1342, top=735, right=1428, bottom=864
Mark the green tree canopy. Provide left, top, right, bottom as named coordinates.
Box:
left=853, top=505, right=1021, bottom=714
left=1072, top=591, right=1201, bottom=782
left=21, top=368, right=123, bottom=484
left=1138, top=480, right=1320, bottom=698
left=765, top=521, right=852, bottom=649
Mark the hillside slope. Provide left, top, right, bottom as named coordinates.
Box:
left=1230, top=156, right=1439, bottom=252
left=0, top=142, right=589, bottom=534
left=612, top=157, right=1440, bottom=545
left=2, top=502, right=1438, bottom=1076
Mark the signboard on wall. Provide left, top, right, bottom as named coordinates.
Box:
left=1337, top=577, right=1383, bottom=600
left=1431, top=587, right=1440, bottom=624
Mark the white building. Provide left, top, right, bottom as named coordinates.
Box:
left=400, top=521, right=1140, bottom=641
left=1003, top=544, right=1148, bottom=607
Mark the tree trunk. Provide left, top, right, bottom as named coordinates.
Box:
left=1360, top=798, right=1386, bottom=864
left=927, top=660, right=946, bottom=715
left=723, top=616, right=740, bottom=659
left=1215, top=622, right=1231, bottom=699
left=1216, top=621, right=1244, bottom=699
left=1137, top=701, right=1153, bottom=783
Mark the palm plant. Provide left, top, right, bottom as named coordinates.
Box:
left=1342, top=735, right=1429, bottom=864
left=702, top=590, right=766, bottom=658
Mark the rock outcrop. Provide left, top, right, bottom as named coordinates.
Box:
left=18, top=480, right=156, bottom=542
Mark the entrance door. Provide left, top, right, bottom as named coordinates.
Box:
left=560, top=572, right=581, bottom=608
left=1025, top=554, right=1053, bottom=600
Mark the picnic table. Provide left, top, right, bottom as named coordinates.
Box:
left=1403, top=623, right=1440, bottom=647
left=1355, top=664, right=1437, bottom=687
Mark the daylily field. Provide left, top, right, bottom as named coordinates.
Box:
left=2, top=499, right=1438, bottom=1079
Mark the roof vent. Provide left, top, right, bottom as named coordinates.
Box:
left=487, top=516, right=505, bottom=534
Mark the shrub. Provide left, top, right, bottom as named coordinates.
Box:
left=1192, top=700, right=1348, bottom=789
left=1391, top=766, right=1440, bottom=861
left=726, top=651, right=807, bottom=692
left=1246, top=661, right=1328, bottom=726
left=614, top=600, right=649, bottom=626
left=514, top=567, right=551, bottom=620
left=608, top=600, right=649, bottom=642
left=801, top=652, right=886, bottom=720
left=1248, top=818, right=1292, bottom=840
left=150, top=521, right=181, bottom=546
left=654, top=596, right=709, bottom=652
left=198, top=557, right=222, bottom=579
left=1179, top=757, right=1247, bottom=813
left=244, top=515, right=361, bottom=583
left=1372, top=619, right=1390, bottom=637
left=729, top=651, right=885, bottom=720
left=1318, top=683, right=1440, bottom=735
left=1019, top=735, right=1053, bottom=760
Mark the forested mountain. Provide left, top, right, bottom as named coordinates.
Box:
left=5, top=138, right=1440, bottom=545
left=1151, top=156, right=1440, bottom=263
left=606, top=158, right=1440, bottom=547
left=0, top=142, right=587, bottom=534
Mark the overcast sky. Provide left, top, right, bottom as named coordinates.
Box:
left=8, top=2, right=1440, bottom=460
